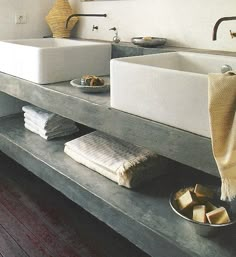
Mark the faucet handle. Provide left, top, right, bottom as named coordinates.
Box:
left=109, top=27, right=117, bottom=31
left=92, top=25, right=98, bottom=31
left=230, top=30, right=236, bottom=38
left=109, top=27, right=120, bottom=43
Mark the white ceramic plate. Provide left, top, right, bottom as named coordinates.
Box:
left=70, top=77, right=110, bottom=93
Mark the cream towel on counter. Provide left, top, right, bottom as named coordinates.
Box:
left=64, top=131, right=169, bottom=188
left=208, top=71, right=236, bottom=201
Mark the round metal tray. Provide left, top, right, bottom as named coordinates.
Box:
left=70, top=77, right=110, bottom=93
left=169, top=185, right=236, bottom=237
left=131, top=37, right=167, bottom=48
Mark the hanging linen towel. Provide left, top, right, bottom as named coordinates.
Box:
left=208, top=71, right=236, bottom=201
left=64, top=131, right=169, bottom=188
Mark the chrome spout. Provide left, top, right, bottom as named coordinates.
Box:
left=66, top=13, right=107, bottom=28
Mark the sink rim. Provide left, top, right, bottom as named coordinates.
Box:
left=0, top=38, right=111, bottom=84
left=111, top=51, right=236, bottom=76
left=0, top=38, right=111, bottom=49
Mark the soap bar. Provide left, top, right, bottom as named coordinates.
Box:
left=206, top=207, right=231, bottom=224
left=174, top=187, right=194, bottom=200
left=205, top=201, right=218, bottom=212
left=192, top=205, right=206, bottom=223
left=176, top=190, right=198, bottom=212
left=143, top=36, right=152, bottom=41
left=194, top=184, right=214, bottom=199
left=81, top=75, right=105, bottom=87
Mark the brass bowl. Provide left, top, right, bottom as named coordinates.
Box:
left=169, top=186, right=236, bottom=237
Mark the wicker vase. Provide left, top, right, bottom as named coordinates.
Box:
left=46, top=0, right=79, bottom=38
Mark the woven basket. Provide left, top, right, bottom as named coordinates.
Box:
left=46, top=0, right=79, bottom=38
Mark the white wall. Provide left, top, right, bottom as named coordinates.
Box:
left=0, top=0, right=54, bottom=40
left=0, top=0, right=54, bottom=117
left=70, top=0, right=236, bottom=52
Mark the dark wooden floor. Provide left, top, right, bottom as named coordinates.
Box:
left=0, top=152, right=150, bottom=257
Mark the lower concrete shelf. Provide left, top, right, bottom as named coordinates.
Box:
left=0, top=114, right=235, bottom=257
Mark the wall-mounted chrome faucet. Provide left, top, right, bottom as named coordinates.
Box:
left=212, top=16, right=236, bottom=40
left=65, top=13, right=107, bottom=29
left=109, top=27, right=120, bottom=43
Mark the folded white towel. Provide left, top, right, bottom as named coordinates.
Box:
left=24, top=113, right=75, bottom=131
left=24, top=118, right=77, bottom=135
left=22, top=105, right=69, bottom=129
left=25, top=122, right=78, bottom=140
left=64, top=131, right=169, bottom=188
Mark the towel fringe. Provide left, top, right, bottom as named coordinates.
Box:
left=221, top=178, right=236, bottom=201
left=116, top=153, right=160, bottom=188
left=116, top=152, right=156, bottom=176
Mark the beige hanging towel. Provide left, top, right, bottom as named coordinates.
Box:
left=208, top=71, right=236, bottom=201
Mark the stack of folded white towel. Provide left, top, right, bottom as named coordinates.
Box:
left=64, top=131, right=169, bottom=188
left=22, top=105, right=79, bottom=140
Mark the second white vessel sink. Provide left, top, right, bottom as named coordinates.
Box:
left=111, top=52, right=236, bottom=137
left=0, top=38, right=111, bottom=84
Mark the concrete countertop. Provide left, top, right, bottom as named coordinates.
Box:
left=0, top=71, right=217, bottom=176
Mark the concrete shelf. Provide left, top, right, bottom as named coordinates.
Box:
left=1, top=44, right=236, bottom=257
left=0, top=72, right=217, bottom=176
left=0, top=114, right=235, bottom=257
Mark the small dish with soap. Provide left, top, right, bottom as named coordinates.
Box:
left=169, top=184, right=236, bottom=237
left=70, top=75, right=110, bottom=93
left=131, top=37, right=167, bottom=48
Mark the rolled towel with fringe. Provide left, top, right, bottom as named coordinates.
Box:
left=208, top=71, right=236, bottom=201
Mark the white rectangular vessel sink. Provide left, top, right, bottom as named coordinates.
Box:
left=0, top=38, right=111, bottom=84
left=111, top=52, right=236, bottom=137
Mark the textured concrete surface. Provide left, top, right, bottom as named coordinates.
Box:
left=1, top=43, right=236, bottom=257
left=112, top=42, right=236, bottom=57
left=111, top=43, right=173, bottom=58
left=0, top=152, right=151, bottom=257
left=1, top=114, right=236, bottom=257
left=0, top=71, right=218, bottom=176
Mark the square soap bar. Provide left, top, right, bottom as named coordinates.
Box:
left=192, top=205, right=206, bottom=223
left=194, top=184, right=214, bottom=198
left=206, top=207, right=231, bottom=224
left=176, top=190, right=198, bottom=211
